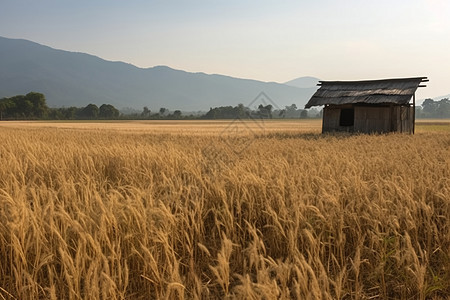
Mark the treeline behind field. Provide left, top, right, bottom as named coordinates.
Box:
left=0, top=93, right=120, bottom=120
left=0, top=92, right=323, bottom=120
left=201, top=103, right=322, bottom=119
left=416, top=98, right=450, bottom=118
left=0, top=92, right=48, bottom=120
left=2, top=92, right=449, bottom=120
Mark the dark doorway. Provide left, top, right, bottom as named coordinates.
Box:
left=339, top=108, right=354, bottom=126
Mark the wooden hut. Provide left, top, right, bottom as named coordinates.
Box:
left=305, top=77, right=428, bottom=134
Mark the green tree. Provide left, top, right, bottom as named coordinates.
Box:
left=420, top=98, right=450, bottom=118
left=141, top=106, right=151, bottom=118
left=258, top=104, right=272, bottom=119
left=79, top=104, right=99, bottom=119
left=203, top=105, right=246, bottom=119
left=300, top=110, right=308, bottom=119
left=99, top=104, right=119, bottom=119
left=159, top=107, right=167, bottom=116
left=236, top=103, right=248, bottom=118
left=25, top=92, right=48, bottom=118
left=172, top=110, right=182, bottom=119
left=422, top=99, right=438, bottom=117
left=284, top=104, right=299, bottom=118
left=437, top=98, right=450, bottom=118
left=0, top=92, right=48, bottom=119
left=47, top=108, right=64, bottom=120
left=7, top=95, right=31, bottom=118
left=64, top=107, right=79, bottom=120
left=0, top=98, right=15, bottom=120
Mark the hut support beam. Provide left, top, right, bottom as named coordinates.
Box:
left=390, top=104, right=394, bottom=131
left=413, top=93, right=416, bottom=134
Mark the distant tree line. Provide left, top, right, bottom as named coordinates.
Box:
left=276, top=104, right=322, bottom=119
left=1, top=92, right=325, bottom=120
left=0, top=92, right=48, bottom=120
left=127, top=107, right=186, bottom=119
left=4, top=92, right=450, bottom=121
left=0, top=93, right=121, bottom=120
left=416, top=98, right=450, bottom=118
left=201, top=103, right=322, bottom=119
left=48, top=104, right=120, bottom=120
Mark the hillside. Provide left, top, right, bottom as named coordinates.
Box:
left=0, top=36, right=317, bottom=111
left=284, top=76, right=320, bottom=88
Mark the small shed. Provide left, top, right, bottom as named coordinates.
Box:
left=305, top=77, right=428, bottom=134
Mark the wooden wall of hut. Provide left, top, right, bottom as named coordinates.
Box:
left=322, top=105, right=414, bottom=134
left=392, top=105, right=414, bottom=133
left=354, top=106, right=391, bottom=133
left=322, top=106, right=350, bottom=133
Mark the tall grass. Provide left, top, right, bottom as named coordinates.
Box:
left=0, top=124, right=449, bottom=299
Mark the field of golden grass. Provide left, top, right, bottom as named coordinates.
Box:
left=0, top=119, right=449, bottom=299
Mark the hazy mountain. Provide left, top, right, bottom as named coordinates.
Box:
left=284, top=76, right=320, bottom=89
left=0, top=36, right=317, bottom=111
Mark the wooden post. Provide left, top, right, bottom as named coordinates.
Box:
left=400, top=105, right=403, bottom=133
left=413, top=93, right=416, bottom=134
left=389, top=104, right=394, bottom=132
left=321, top=105, right=326, bottom=133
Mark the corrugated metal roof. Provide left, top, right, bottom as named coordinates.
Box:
left=305, top=77, right=428, bottom=108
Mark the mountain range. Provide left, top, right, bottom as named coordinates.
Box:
left=0, top=36, right=319, bottom=111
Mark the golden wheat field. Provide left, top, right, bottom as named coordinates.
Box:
left=0, top=119, right=449, bottom=299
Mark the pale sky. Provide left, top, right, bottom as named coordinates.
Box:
left=1, top=0, right=449, bottom=99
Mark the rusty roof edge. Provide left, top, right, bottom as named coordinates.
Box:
left=317, top=77, right=428, bottom=85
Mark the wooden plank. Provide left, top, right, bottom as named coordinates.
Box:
left=322, top=107, right=340, bottom=132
